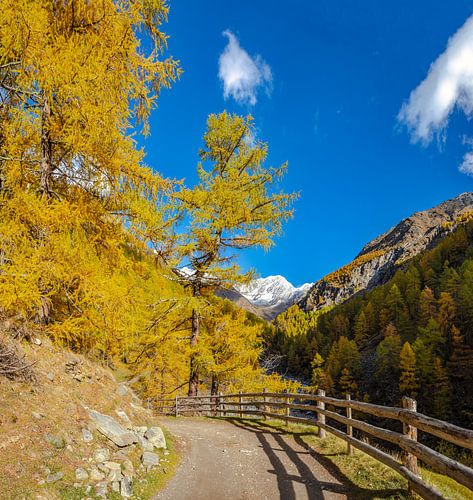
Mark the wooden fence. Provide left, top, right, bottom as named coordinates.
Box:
left=153, top=390, right=473, bottom=500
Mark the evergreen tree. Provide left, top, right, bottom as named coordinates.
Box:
left=375, top=323, right=401, bottom=402
left=419, top=287, right=437, bottom=327
left=339, top=367, right=358, bottom=396
left=432, top=357, right=450, bottom=420
left=354, top=310, right=369, bottom=346
left=399, top=342, right=418, bottom=397
left=311, top=353, right=324, bottom=388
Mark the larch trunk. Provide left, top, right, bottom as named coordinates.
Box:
left=188, top=307, right=200, bottom=396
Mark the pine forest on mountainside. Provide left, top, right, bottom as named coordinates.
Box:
left=266, top=220, right=473, bottom=434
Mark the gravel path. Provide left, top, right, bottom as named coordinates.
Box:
left=154, top=417, right=352, bottom=500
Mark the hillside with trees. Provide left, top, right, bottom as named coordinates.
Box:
left=267, top=220, right=473, bottom=429
left=0, top=0, right=297, bottom=404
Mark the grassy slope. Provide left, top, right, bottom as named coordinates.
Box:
left=0, top=335, right=178, bottom=499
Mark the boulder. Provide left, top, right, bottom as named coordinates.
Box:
left=144, top=426, right=166, bottom=449
left=93, top=448, right=110, bottom=463
left=45, top=433, right=65, bottom=449
left=141, top=451, right=159, bottom=470
left=82, top=428, right=93, bottom=443
left=120, top=476, right=133, bottom=498
left=132, top=426, right=148, bottom=436
left=107, top=468, right=123, bottom=482
left=88, top=410, right=136, bottom=447
left=95, top=481, right=108, bottom=498
left=89, top=467, right=105, bottom=482
left=46, top=472, right=63, bottom=483
left=135, top=433, right=154, bottom=452
left=75, top=468, right=89, bottom=481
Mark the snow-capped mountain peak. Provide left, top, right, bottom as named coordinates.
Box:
left=236, top=275, right=312, bottom=308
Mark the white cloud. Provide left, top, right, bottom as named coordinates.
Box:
left=398, top=15, right=473, bottom=174
left=460, top=152, right=473, bottom=174
left=218, top=30, right=272, bottom=105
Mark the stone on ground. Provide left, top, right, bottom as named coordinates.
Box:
left=120, top=476, right=133, bottom=497
left=88, top=410, right=136, bottom=447
left=75, top=467, right=89, bottom=481
left=93, top=448, right=110, bottom=463
left=144, top=426, right=166, bottom=449
left=141, top=451, right=159, bottom=470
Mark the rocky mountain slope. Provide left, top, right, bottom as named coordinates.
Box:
left=218, top=276, right=312, bottom=321
left=300, top=192, right=473, bottom=312
left=0, top=330, right=176, bottom=499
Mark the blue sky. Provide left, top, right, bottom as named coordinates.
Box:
left=140, top=0, right=473, bottom=286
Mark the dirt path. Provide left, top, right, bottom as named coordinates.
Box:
left=155, top=417, right=352, bottom=500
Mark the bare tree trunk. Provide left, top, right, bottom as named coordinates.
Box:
left=210, top=375, right=219, bottom=396
left=40, top=98, right=53, bottom=196
left=188, top=307, right=200, bottom=396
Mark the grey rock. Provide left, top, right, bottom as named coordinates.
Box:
left=115, top=409, right=131, bottom=423
left=75, top=467, right=89, bottom=481
left=122, top=459, right=134, bottom=477
left=104, top=461, right=121, bottom=470
left=135, top=433, right=154, bottom=452
left=116, top=384, right=128, bottom=397
left=132, top=426, right=148, bottom=436
left=32, top=411, right=43, bottom=420
left=89, top=467, right=105, bottom=482
left=45, top=433, right=65, bottom=449
left=112, top=481, right=121, bottom=492
left=88, top=410, right=136, bottom=447
left=47, top=372, right=55, bottom=381
left=95, top=481, right=108, bottom=498
left=46, top=471, right=63, bottom=483
left=141, top=451, right=159, bottom=470
left=97, top=463, right=110, bottom=474
left=120, top=476, right=133, bottom=497
left=144, top=426, right=166, bottom=449
left=82, top=428, right=93, bottom=443
left=93, top=448, right=110, bottom=463
left=108, top=468, right=123, bottom=482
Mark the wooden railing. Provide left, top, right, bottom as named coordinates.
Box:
left=153, top=390, right=473, bottom=500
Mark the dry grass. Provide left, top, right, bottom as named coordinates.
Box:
left=0, top=334, right=176, bottom=499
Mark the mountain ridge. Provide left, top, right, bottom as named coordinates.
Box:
left=299, top=192, right=473, bottom=312
left=217, top=276, right=312, bottom=321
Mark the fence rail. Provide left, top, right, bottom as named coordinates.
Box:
left=152, top=390, right=473, bottom=499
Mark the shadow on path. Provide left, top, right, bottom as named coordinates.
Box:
left=224, top=418, right=405, bottom=500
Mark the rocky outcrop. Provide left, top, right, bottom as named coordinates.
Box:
left=300, top=192, right=473, bottom=312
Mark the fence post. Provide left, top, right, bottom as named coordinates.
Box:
left=263, top=387, right=268, bottom=420
left=402, top=396, right=419, bottom=496
left=346, top=393, right=353, bottom=455
left=317, top=389, right=326, bottom=438
left=284, top=389, right=290, bottom=426
left=175, top=396, right=179, bottom=417
left=218, top=392, right=223, bottom=417
left=239, top=391, right=243, bottom=418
